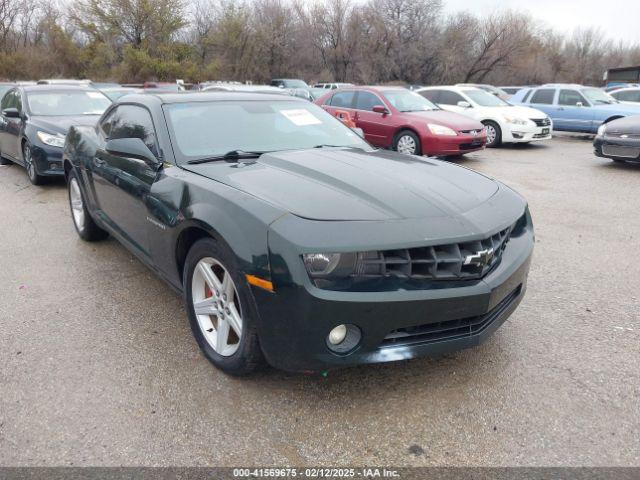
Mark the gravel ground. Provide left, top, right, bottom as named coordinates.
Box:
left=0, top=136, right=638, bottom=467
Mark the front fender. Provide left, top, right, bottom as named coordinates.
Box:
left=147, top=167, right=286, bottom=290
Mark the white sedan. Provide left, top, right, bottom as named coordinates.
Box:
left=417, top=86, right=552, bottom=147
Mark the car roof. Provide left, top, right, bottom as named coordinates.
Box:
left=539, top=83, right=587, bottom=88
left=22, top=84, right=101, bottom=93
left=611, top=87, right=640, bottom=92
left=119, top=91, right=310, bottom=105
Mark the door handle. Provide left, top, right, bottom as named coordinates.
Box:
left=93, top=157, right=106, bottom=167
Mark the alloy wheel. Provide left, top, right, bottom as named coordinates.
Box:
left=69, top=177, right=85, bottom=232
left=396, top=135, right=417, bottom=155
left=24, top=145, right=36, bottom=181
left=485, top=125, right=497, bottom=146
left=191, top=257, right=243, bottom=357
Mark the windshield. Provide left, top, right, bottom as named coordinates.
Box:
left=384, top=90, right=438, bottom=111
left=284, top=80, right=309, bottom=88
left=164, top=100, right=370, bottom=162
left=582, top=88, right=617, bottom=104
left=27, top=90, right=111, bottom=116
left=102, top=88, right=138, bottom=101
left=464, top=89, right=510, bottom=107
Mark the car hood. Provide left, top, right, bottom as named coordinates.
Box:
left=29, top=115, right=102, bottom=135
left=605, top=115, right=640, bottom=134
left=597, top=102, right=640, bottom=114
left=494, top=105, right=548, bottom=119
left=404, top=110, right=484, bottom=130
left=183, top=148, right=499, bottom=221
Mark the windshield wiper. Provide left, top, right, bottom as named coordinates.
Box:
left=313, top=144, right=348, bottom=148
left=187, top=150, right=268, bottom=164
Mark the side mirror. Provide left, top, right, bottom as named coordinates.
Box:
left=372, top=105, right=389, bottom=115
left=106, top=138, right=158, bottom=165
left=2, top=108, right=20, bottom=118
left=576, top=102, right=584, bottom=107
left=457, top=101, right=472, bottom=108
left=351, top=127, right=365, bottom=138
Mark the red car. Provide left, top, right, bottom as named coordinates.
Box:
left=315, top=86, right=486, bottom=156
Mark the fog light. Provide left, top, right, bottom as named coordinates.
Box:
left=328, top=324, right=347, bottom=345
left=326, top=324, right=362, bottom=354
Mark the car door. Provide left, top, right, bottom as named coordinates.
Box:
left=0, top=89, right=24, bottom=161
left=321, top=90, right=356, bottom=116
left=91, top=104, right=161, bottom=257
left=554, top=89, right=594, bottom=132
left=351, top=91, right=392, bottom=147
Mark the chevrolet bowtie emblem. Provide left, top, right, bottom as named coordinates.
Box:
left=464, top=248, right=494, bottom=268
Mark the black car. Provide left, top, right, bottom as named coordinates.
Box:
left=63, top=92, right=534, bottom=375
left=594, top=115, right=640, bottom=164
left=0, top=85, right=111, bottom=184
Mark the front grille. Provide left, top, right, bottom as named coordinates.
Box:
left=357, top=226, right=512, bottom=281
left=531, top=117, right=551, bottom=127
left=460, top=129, right=483, bottom=136
left=602, top=145, right=640, bottom=158
left=380, top=285, right=522, bottom=348
left=459, top=141, right=484, bottom=150
left=533, top=132, right=550, bottom=138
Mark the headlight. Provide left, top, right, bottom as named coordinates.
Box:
left=36, top=131, right=66, bottom=148
left=427, top=124, right=457, bottom=136
left=597, top=123, right=607, bottom=136
left=504, top=116, right=530, bottom=126
left=302, top=251, right=386, bottom=289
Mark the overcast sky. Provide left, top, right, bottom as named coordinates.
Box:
left=444, top=0, right=640, bottom=44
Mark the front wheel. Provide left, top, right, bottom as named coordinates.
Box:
left=394, top=130, right=421, bottom=155
left=23, top=142, right=45, bottom=185
left=67, top=169, right=108, bottom=241
left=184, top=237, right=264, bottom=375
left=482, top=121, right=502, bottom=148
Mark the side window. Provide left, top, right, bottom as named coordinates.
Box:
left=1, top=89, right=17, bottom=110
left=614, top=90, right=640, bottom=102
left=99, top=108, right=118, bottom=138
left=108, top=105, right=158, bottom=156
left=558, top=89, right=587, bottom=106
left=328, top=90, right=355, bottom=108
left=419, top=90, right=440, bottom=103
left=439, top=90, right=465, bottom=105
left=530, top=89, right=555, bottom=105
left=354, top=91, right=382, bottom=111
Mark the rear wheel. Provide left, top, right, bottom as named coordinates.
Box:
left=23, top=142, right=45, bottom=185
left=394, top=130, right=421, bottom=155
left=67, top=169, right=108, bottom=241
left=482, top=121, right=502, bottom=148
left=184, top=237, right=264, bottom=375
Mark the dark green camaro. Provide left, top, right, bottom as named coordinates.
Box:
left=63, top=92, right=534, bottom=375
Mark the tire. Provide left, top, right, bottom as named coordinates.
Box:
left=482, top=121, right=502, bottom=148
left=394, top=130, right=421, bottom=155
left=183, top=237, right=264, bottom=375
left=67, top=169, right=109, bottom=241
left=23, top=141, right=45, bottom=185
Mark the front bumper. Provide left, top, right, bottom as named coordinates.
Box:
left=31, top=144, right=64, bottom=176
left=503, top=122, right=552, bottom=143
left=255, top=211, right=534, bottom=372
left=594, top=135, right=640, bottom=163
left=421, top=133, right=486, bottom=156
